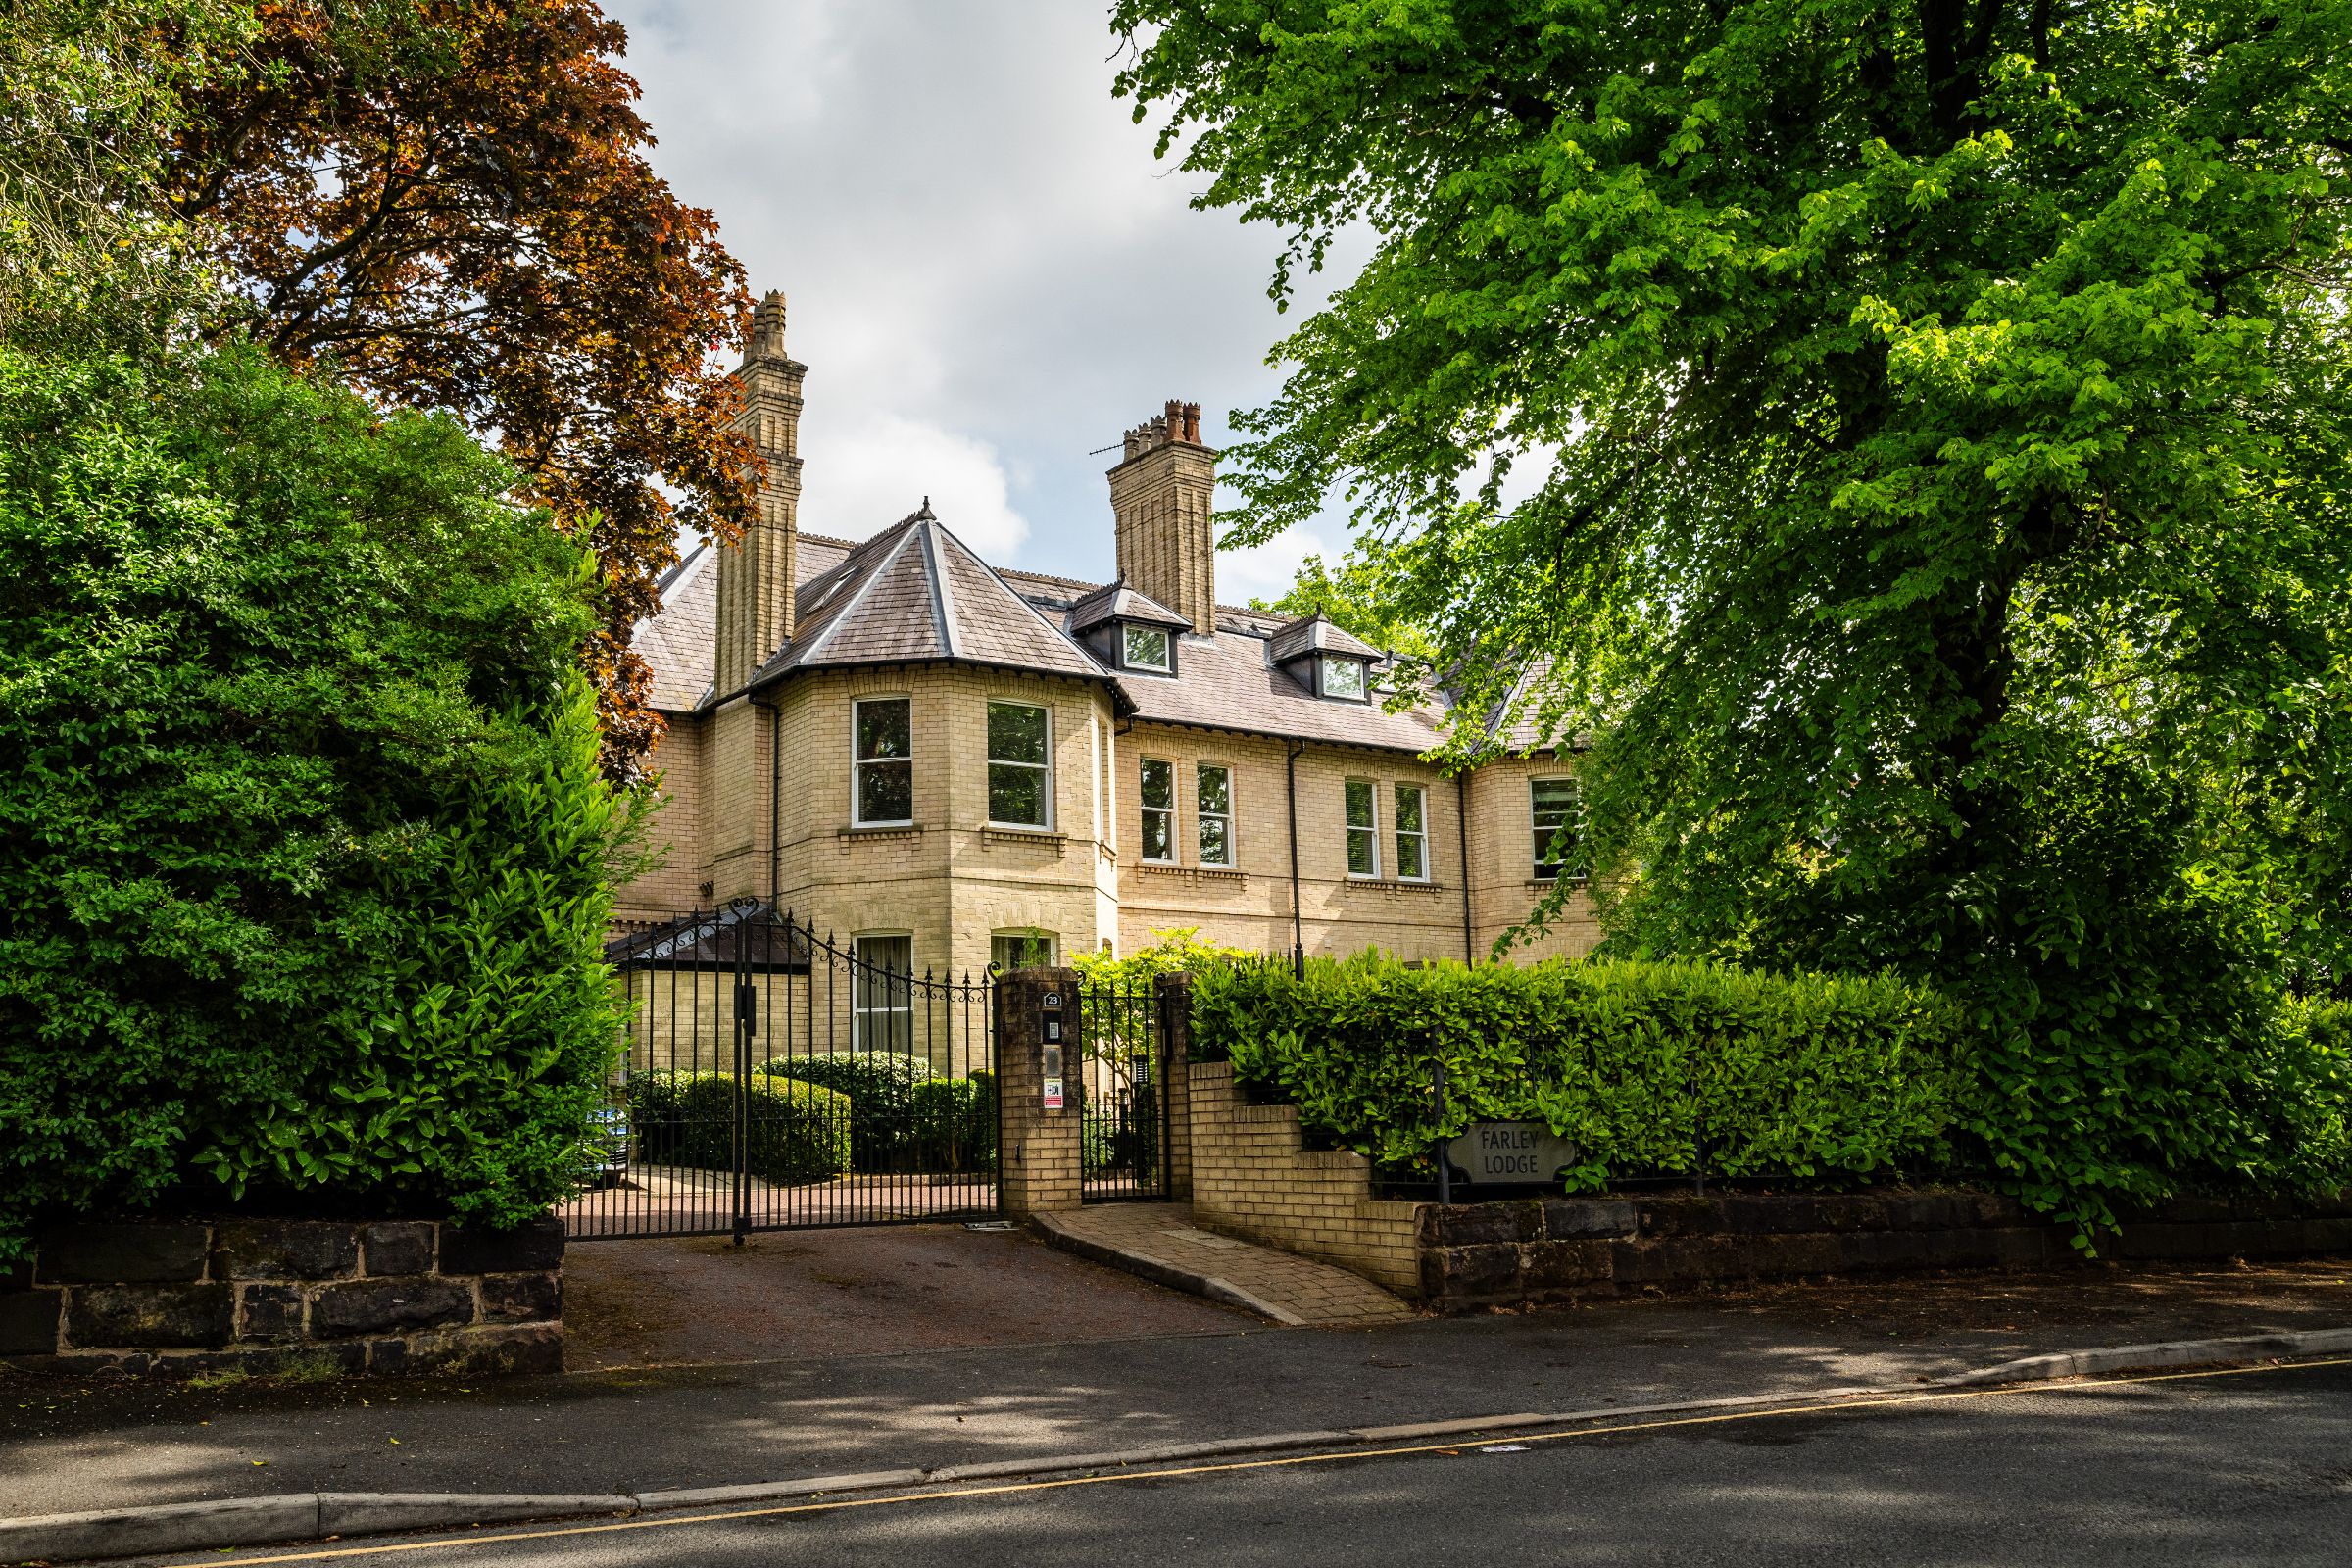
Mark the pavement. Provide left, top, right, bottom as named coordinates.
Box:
left=3, top=1235, right=2347, bottom=1530
left=104, top=1357, right=2352, bottom=1567
left=1032, top=1202, right=1416, bottom=1325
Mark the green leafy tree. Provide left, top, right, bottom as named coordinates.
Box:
left=0, top=342, right=637, bottom=1255
left=1250, top=542, right=1436, bottom=662
left=1114, top=1, right=2352, bottom=1228
left=0, top=0, right=254, bottom=345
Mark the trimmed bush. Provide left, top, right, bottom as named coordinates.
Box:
left=0, top=346, right=629, bottom=1256
left=623, top=1069, right=851, bottom=1184
left=1192, top=953, right=1965, bottom=1187
left=908, top=1072, right=997, bottom=1172
left=760, top=1054, right=933, bottom=1171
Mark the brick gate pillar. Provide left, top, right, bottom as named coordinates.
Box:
left=995, top=967, right=1083, bottom=1219
left=1155, top=972, right=1196, bottom=1202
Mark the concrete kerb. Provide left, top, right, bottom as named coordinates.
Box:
left=8, top=1327, right=2352, bottom=1565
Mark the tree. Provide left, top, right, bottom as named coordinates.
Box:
left=0, top=342, right=636, bottom=1255
left=166, top=0, right=758, bottom=774
left=1113, top=2, right=2352, bottom=1226
left=0, top=0, right=252, bottom=345
left=1250, top=541, right=1436, bottom=662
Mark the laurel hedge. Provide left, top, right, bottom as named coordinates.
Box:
left=624, top=1070, right=852, bottom=1184
left=0, top=346, right=631, bottom=1258
left=1191, top=953, right=1967, bottom=1187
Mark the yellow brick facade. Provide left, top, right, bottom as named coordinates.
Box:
left=618, top=669, right=1600, bottom=967
left=1185, top=1059, right=1422, bottom=1295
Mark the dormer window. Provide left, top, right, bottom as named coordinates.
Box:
left=1122, top=623, right=1171, bottom=672
left=1319, top=654, right=1368, bottom=701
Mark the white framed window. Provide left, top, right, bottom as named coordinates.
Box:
left=1321, top=655, right=1367, bottom=700
left=853, top=697, right=912, bottom=826
left=851, top=934, right=912, bottom=1052
left=1197, top=762, right=1234, bottom=867
left=1345, top=778, right=1380, bottom=877
left=1394, top=783, right=1429, bottom=881
left=986, top=700, right=1051, bottom=828
left=1139, top=757, right=1176, bottom=862
left=1122, top=623, right=1171, bottom=672
left=990, top=930, right=1056, bottom=971
left=1532, top=776, right=1584, bottom=880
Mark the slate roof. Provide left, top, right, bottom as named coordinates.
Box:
left=1266, top=611, right=1386, bottom=665
left=751, top=505, right=1103, bottom=685
left=1115, top=627, right=1446, bottom=752
left=1066, top=580, right=1189, bottom=635
left=630, top=507, right=1464, bottom=756
left=636, top=544, right=716, bottom=710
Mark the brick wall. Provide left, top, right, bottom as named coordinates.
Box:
left=1, top=1217, right=564, bottom=1377
left=617, top=666, right=1608, bottom=974
left=995, top=969, right=1084, bottom=1219
left=1186, top=1059, right=1422, bottom=1296
left=1463, top=756, right=1600, bottom=963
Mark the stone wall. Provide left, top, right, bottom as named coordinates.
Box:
left=1174, top=1036, right=2352, bottom=1310
left=0, top=1216, right=564, bottom=1377
left=1186, top=1059, right=1421, bottom=1296
left=1418, top=1190, right=2352, bottom=1311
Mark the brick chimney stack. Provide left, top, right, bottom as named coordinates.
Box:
left=1107, top=399, right=1217, bottom=635
left=715, top=289, right=806, bottom=694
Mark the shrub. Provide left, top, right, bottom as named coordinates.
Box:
left=730, top=1075, right=852, bottom=1184
left=759, top=1053, right=933, bottom=1171
left=1192, top=953, right=1965, bottom=1187
left=908, top=1072, right=997, bottom=1172
left=0, top=345, right=630, bottom=1256
left=623, top=1069, right=851, bottom=1184
left=1073, top=926, right=1257, bottom=1065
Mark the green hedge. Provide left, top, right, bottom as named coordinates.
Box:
left=908, top=1071, right=997, bottom=1172
left=759, top=1054, right=933, bottom=1171
left=1192, top=954, right=1965, bottom=1187
left=624, top=1069, right=852, bottom=1184
left=0, top=346, right=628, bottom=1257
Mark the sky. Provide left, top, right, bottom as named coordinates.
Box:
left=608, top=0, right=1362, bottom=603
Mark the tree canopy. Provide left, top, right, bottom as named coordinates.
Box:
left=1249, top=541, right=1435, bottom=661
left=163, top=0, right=756, bottom=773
left=0, top=343, right=634, bottom=1254
left=1115, top=0, right=2352, bottom=1226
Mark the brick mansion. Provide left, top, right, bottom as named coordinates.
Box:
left=614, top=290, right=1595, bottom=977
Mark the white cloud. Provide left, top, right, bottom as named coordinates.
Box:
left=1215, top=523, right=1339, bottom=607
left=606, top=0, right=1364, bottom=589
left=801, top=414, right=1029, bottom=558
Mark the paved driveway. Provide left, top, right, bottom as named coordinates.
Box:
left=562, top=1223, right=1254, bottom=1369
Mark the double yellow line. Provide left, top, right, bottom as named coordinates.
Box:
left=171, top=1355, right=2352, bottom=1566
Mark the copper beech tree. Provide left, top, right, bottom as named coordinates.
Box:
left=167, top=0, right=757, bottom=774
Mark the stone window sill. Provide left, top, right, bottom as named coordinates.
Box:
left=984, top=827, right=1066, bottom=850
left=1139, top=863, right=1246, bottom=884
left=840, top=823, right=923, bottom=843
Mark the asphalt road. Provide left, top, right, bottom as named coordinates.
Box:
left=135, top=1357, right=2352, bottom=1568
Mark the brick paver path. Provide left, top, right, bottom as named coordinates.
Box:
left=1038, top=1202, right=1415, bottom=1326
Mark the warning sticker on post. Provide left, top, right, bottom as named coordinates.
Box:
left=1042, top=1077, right=1064, bottom=1109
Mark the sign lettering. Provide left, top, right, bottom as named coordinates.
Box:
left=1443, top=1122, right=1579, bottom=1186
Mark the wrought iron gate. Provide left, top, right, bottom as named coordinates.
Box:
left=564, top=903, right=999, bottom=1241
left=1078, top=974, right=1171, bottom=1202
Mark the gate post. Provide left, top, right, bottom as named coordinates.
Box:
left=1154, top=973, right=1195, bottom=1202
left=994, top=966, right=1083, bottom=1220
